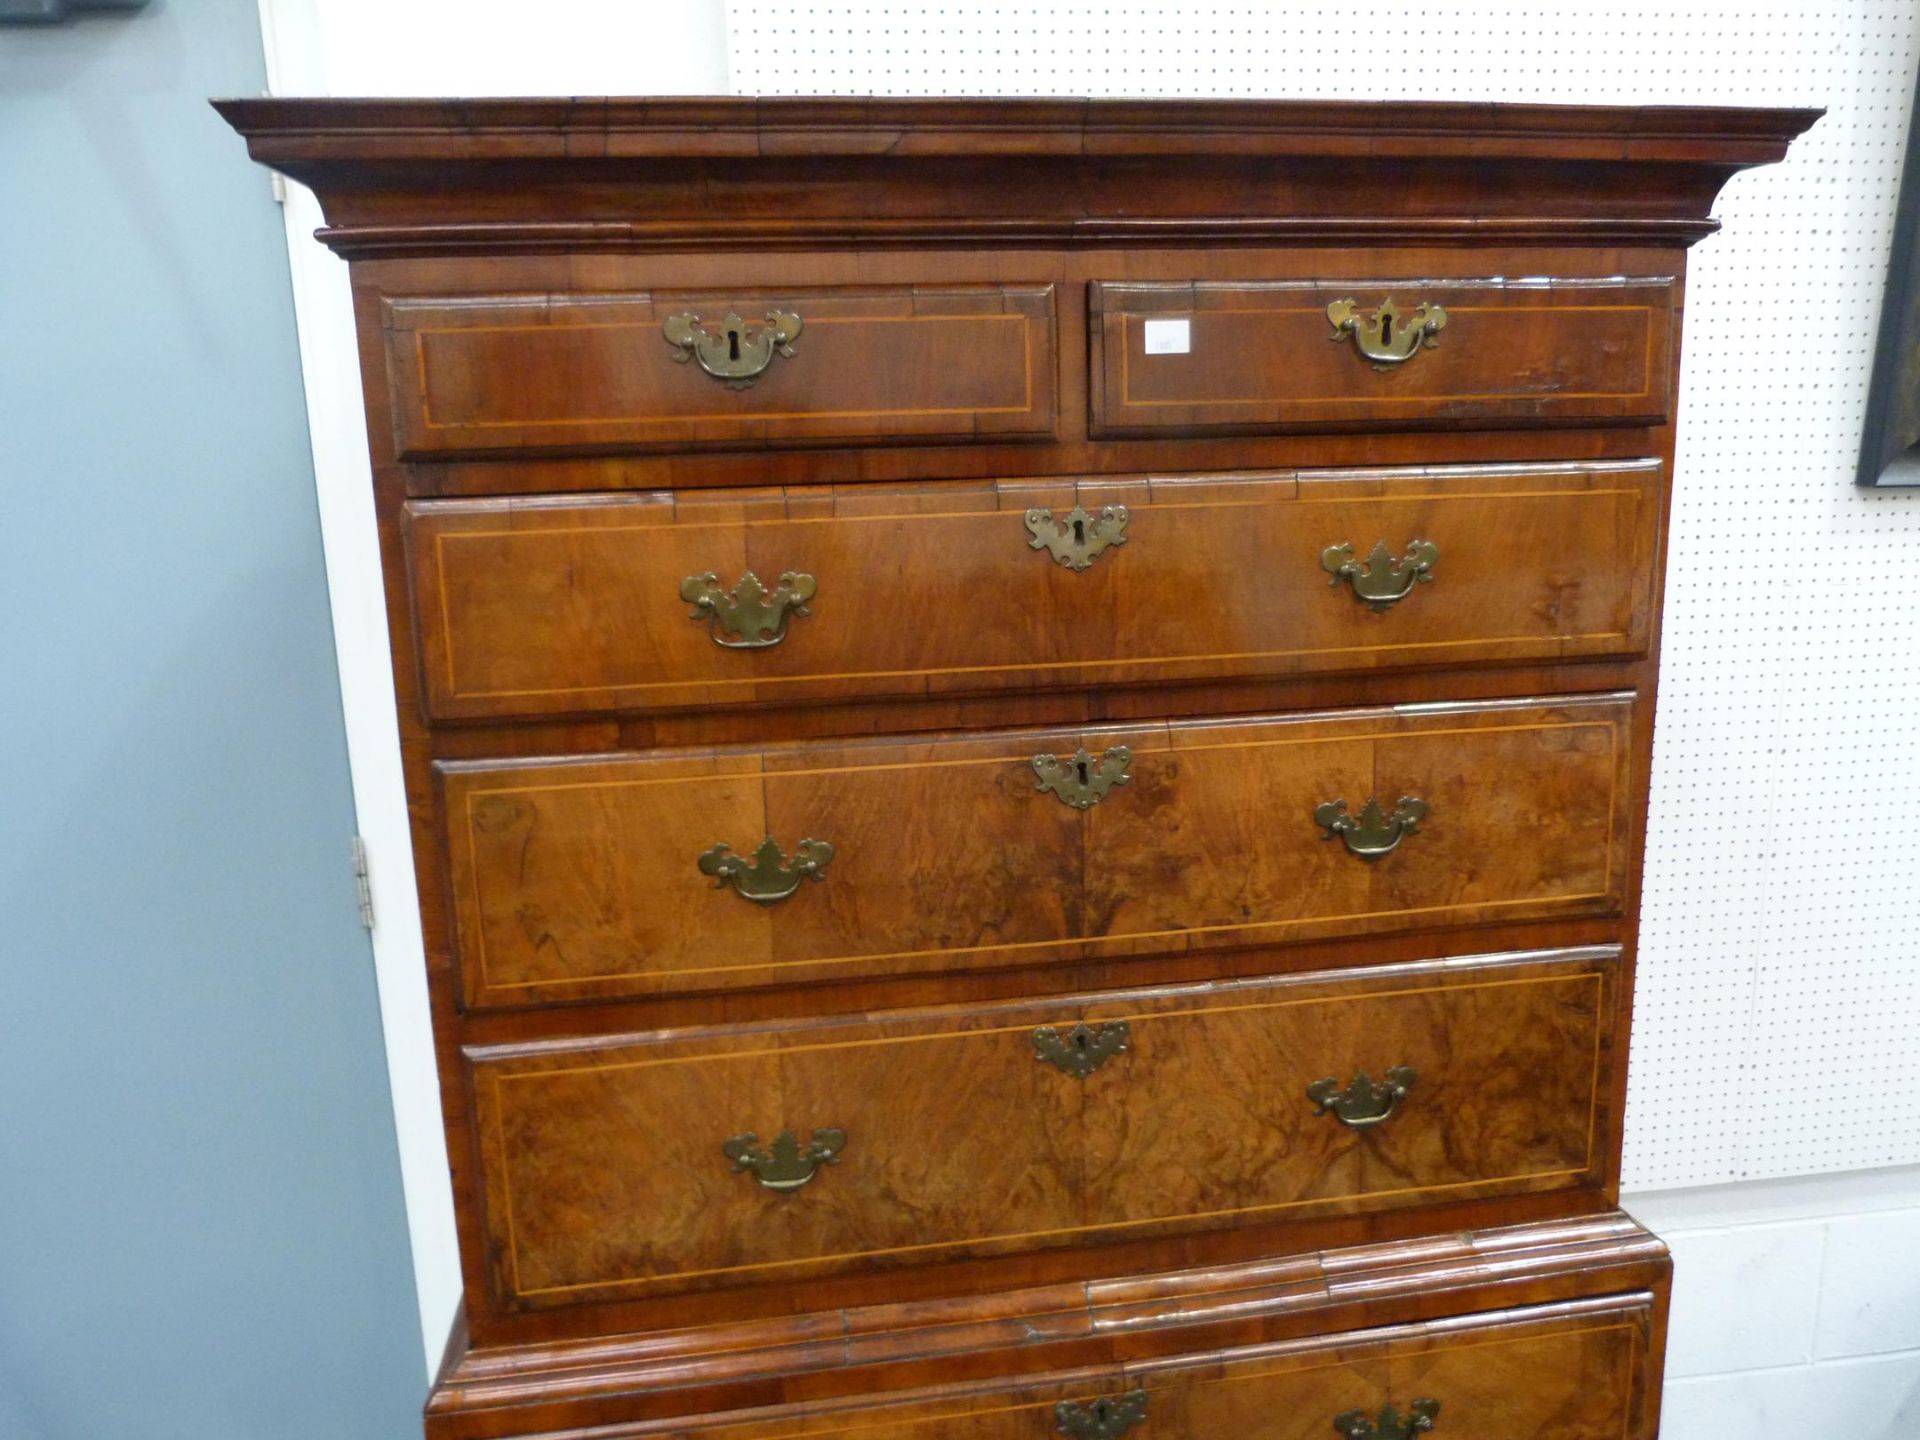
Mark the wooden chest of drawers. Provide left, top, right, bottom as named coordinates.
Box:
left=219, top=96, right=1816, bottom=1439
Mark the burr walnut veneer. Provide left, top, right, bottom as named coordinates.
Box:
left=218, top=97, right=1817, bottom=1440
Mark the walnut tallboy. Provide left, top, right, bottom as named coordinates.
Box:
left=219, top=97, right=1816, bottom=1439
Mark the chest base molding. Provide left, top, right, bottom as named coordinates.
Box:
left=425, top=1210, right=1670, bottom=1440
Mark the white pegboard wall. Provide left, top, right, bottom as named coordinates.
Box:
left=729, top=2, right=1920, bottom=1190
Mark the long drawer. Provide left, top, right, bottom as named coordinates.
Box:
left=405, top=461, right=1658, bottom=723
left=468, top=946, right=1619, bottom=1310
left=441, top=694, right=1631, bottom=1009
left=1089, top=276, right=1676, bottom=435
left=501, top=1296, right=1654, bottom=1440
left=382, top=284, right=1058, bottom=459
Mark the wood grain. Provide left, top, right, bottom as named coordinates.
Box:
left=384, top=285, right=1056, bottom=458
left=422, top=1215, right=1667, bottom=1437
left=1090, top=278, right=1675, bottom=434
left=468, top=948, right=1616, bottom=1310
left=440, top=695, right=1630, bottom=1008
left=610, top=1299, right=1646, bottom=1440
left=213, top=95, right=1822, bottom=261
left=207, top=93, right=1817, bottom=1435
left=406, top=461, right=1658, bottom=722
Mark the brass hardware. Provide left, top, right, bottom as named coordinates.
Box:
left=1321, top=539, right=1438, bottom=611
left=1032, top=746, right=1132, bottom=810
left=1026, top=504, right=1130, bottom=570
left=681, top=570, right=816, bottom=648
left=1331, top=1399, right=1440, bottom=1440
left=698, top=837, right=834, bottom=905
left=1055, top=1389, right=1148, bottom=1440
left=1316, top=796, right=1427, bottom=860
left=663, top=309, right=803, bottom=387
left=1308, top=1067, right=1418, bottom=1128
left=1326, top=297, right=1447, bottom=369
left=722, top=1128, right=846, bottom=1193
left=1034, top=1020, right=1131, bottom=1079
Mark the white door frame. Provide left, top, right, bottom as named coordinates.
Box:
left=248, top=0, right=732, bottom=1375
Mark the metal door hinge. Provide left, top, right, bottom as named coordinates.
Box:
left=351, top=835, right=374, bottom=930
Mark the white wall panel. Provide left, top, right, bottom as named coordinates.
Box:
left=253, top=0, right=731, bottom=1374
left=730, top=0, right=1920, bottom=1191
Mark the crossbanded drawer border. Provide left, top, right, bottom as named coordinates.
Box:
left=466, top=944, right=1619, bottom=1304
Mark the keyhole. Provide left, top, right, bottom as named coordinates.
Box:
left=1072, top=516, right=1087, bottom=546
left=1074, top=1031, right=1090, bottom=1053
left=728, top=329, right=742, bottom=362
left=1379, top=312, right=1393, bottom=345
left=1076, top=759, right=1090, bottom=786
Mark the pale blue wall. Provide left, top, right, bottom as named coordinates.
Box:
left=0, top=4, right=424, bottom=1437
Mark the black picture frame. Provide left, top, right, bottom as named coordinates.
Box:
left=1860, top=67, right=1920, bottom=486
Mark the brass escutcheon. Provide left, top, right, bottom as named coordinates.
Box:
left=663, top=309, right=803, bottom=387
left=1331, top=1399, right=1441, bottom=1440
left=1055, top=1390, right=1148, bottom=1440
left=1316, top=796, right=1427, bottom=860
left=1321, top=539, right=1438, bottom=611
left=1033, top=1020, right=1131, bottom=1079
left=1307, top=1067, right=1418, bottom=1129
left=1025, top=504, right=1130, bottom=570
left=723, top=1128, right=846, bottom=1193
left=1326, top=297, right=1447, bottom=369
left=681, top=570, right=816, bottom=649
left=699, top=837, right=834, bottom=905
left=1032, top=746, right=1132, bottom=810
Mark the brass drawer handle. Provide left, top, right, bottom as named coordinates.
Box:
left=1026, top=503, right=1129, bottom=570
left=1034, top=1020, right=1131, bottom=1079
left=1332, top=1399, right=1440, bottom=1439
left=1326, top=297, right=1447, bottom=369
left=1308, top=1067, right=1417, bottom=1129
left=1321, top=540, right=1438, bottom=611
left=663, top=308, right=802, bottom=387
left=723, top=1127, right=845, bottom=1193
left=698, top=837, right=834, bottom=905
left=1033, top=746, right=1132, bottom=810
left=1055, top=1389, right=1148, bottom=1440
left=1316, top=795, right=1427, bottom=859
left=681, top=570, right=816, bottom=649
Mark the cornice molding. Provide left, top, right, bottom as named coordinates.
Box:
left=214, top=96, right=1822, bottom=261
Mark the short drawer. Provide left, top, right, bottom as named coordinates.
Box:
left=405, top=460, right=1658, bottom=723
left=469, top=946, right=1618, bottom=1309
left=381, top=285, right=1056, bottom=458
left=1089, top=277, right=1675, bottom=435
left=440, top=694, right=1631, bottom=1008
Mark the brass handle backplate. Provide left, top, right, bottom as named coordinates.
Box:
left=723, top=1127, right=845, bottom=1192
left=663, top=309, right=802, bottom=387
left=681, top=570, right=816, bottom=648
left=1026, top=504, right=1130, bottom=570
left=1316, top=796, right=1427, bottom=860
left=699, top=837, right=834, bottom=905
left=1033, top=746, right=1132, bottom=810
left=1332, top=1399, right=1440, bottom=1439
left=1055, top=1389, right=1148, bottom=1440
left=1326, top=297, right=1447, bottom=369
left=1308, top=1067, right=1417, bottom=1129
left=1322, top=540, right=1438, bottom=611
left=1034, top=1020, right=1131, bottom=1079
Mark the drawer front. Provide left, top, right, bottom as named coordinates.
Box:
left=602, top=1298, right=1650, bottom=1440
left=1090, top=278, right=1675, bottom=435
left=442, top=695, right=1630, bottom=1008
left=469, top=948, right=1617, bottom=1308
left=383, top=285, right=1057, bottom=458
left=406, top=461, right=1658, bottom=723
